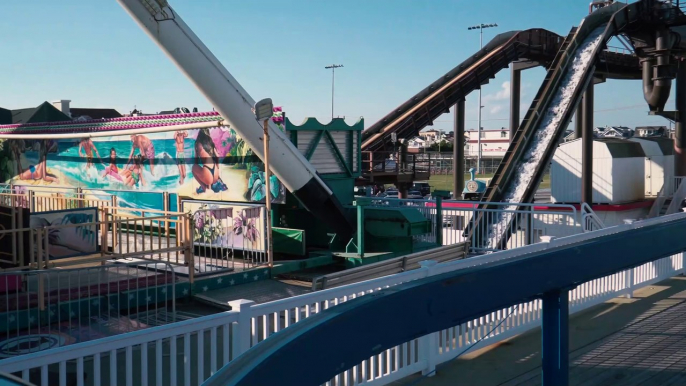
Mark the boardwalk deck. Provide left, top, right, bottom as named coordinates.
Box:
left=393, top=276, right=686, bottom=386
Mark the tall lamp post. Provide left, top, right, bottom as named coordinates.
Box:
left=325, top=64, right=343, bottom=120
left=255, top=98, right=274, bottom=268
left=467, top=23, right=498, bottom=174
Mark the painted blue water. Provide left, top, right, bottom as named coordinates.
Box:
left=44, top=139, right=195, bottom=211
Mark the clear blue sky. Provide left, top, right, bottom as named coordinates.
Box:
left=0, top=0, right=672, bottom=132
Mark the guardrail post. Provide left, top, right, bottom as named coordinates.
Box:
left=419, top=260, right=438, bottom=276
left=418, top=330, right=438, bottom=377
left=541, top=289, right=569, bottom=386
left=622, top=219, right=636, bottom=298
left=525, top=206, right=535, bottom=245
left=76, top=187, right=83, bottom=208
left=356, top=201, right=366, bottom=258
left=418, top=260, right=439, bottom=376
left=624, top=267, right=634, bottom=299
left=163, top=191, right=171, bottom=235
left=229, top=299, right=255, bottom=357
left=101, top=208, right=109, bottom=261
left=28, top=190, right=34, bottom=212
left=184, top=213, right=195, bottom=284
left=435, top=196, right=443, bottom=246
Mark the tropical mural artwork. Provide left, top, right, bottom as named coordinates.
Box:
left=0, top=108, right=288, bottom=211
left=29, top=207, right=98, bottom=259
left=185, top=202, right=264, bottom=252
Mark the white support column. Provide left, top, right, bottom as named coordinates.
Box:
left=623, top=219, right=636, bottom=298
left=228, top=299, right=255, bottom=357
left=418, top=260, right=439, bottom=376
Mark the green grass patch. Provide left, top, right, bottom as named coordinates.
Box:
left=427, top=173, right=550, bottom=192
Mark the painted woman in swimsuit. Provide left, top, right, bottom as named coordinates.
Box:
left=192, top=128, right=227, bottom=194
left=17, top=140, right=59, bottom=183
left=102, top=148, right=123, bottom=182
left=123, top=155, right=145, bottom=188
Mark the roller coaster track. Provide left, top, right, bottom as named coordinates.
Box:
left=360, top=29, right=640, bottom=155
left=361, top=29, right=562, bottom=154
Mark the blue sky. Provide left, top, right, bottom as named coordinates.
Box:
left=0, top=1, right=672, bottom=132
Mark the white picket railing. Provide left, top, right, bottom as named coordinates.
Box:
left=1, top=213, right=685, bottom=386
left=0, top=310, right=241, bottom=386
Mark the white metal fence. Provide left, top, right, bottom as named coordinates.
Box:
left=3, top=213, right=685, bottom=385
left=366, top=198, right=582, bottom=251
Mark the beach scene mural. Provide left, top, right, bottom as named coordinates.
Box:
left=0, top=125, right=287, bottom=211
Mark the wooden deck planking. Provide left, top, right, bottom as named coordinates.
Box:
left=501, top=292, right=686, bottom=386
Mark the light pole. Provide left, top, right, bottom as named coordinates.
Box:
left=468, top=23, right=498, bottom=174
left=325, top=64, right=343, bottom=120
left=254, top=98, right=274, bottom=268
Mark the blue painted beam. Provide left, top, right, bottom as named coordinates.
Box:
left=204, top=216, right=686, bottom=386
left=541, top=289, right=569, bottom=386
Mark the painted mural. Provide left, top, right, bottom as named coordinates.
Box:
left=183, top=201, right=265, bottom=252
left=0, top=117, right=287, bottom=211
left=29, top=207, right=98, bottom=259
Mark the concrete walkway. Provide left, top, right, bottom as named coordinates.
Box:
left=393, top=276, right=686, bottom=386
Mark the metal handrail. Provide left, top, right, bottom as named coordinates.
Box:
left=581, top=202, right=605, bottom=231
left=311, top=242, right=470, bottom=291
left=666, top=178, right=686, bottom=215
left=648, top=183, right=667, bottom=218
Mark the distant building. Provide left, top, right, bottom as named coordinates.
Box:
left=635, top=126, right=667, bottom=138
left=465, top=128, right=511, bottom=158
left=158, top=107, right=199, bottom=115
left=4, top=101, right=71, bottom=124
left=418, top=129, right=443, bottom=143
left=594, top=126, right=633, bottom=138
left=50, top=100, right=122, bottom=120
left=70, top=108, right=122, bottom=120
left=407, top=137, right=428, bottom=149
left=0, top=99, right=123, bottom=125
left=562, top=129, right=576, bottom=142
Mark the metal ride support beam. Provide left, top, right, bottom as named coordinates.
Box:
left=509, top=60, right=538, bottom=141
left=575, top=102, right=583, bottom=139
left=510, top=66, right=521, bottom=140
left=541, top=289, right=569, bottom=386
left=117, top=0, right=354, bottom=239
left=453, top=99, right=466, bottom=199
left=582, top=81, right=594, bottom=205
left=676, top=60, right=686, bottom=175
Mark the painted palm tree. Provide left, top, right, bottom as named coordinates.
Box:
left=32, top=213, right=96, bottom=258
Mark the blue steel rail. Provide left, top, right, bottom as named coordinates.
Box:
left=204, top=213, right=686, bottom=386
